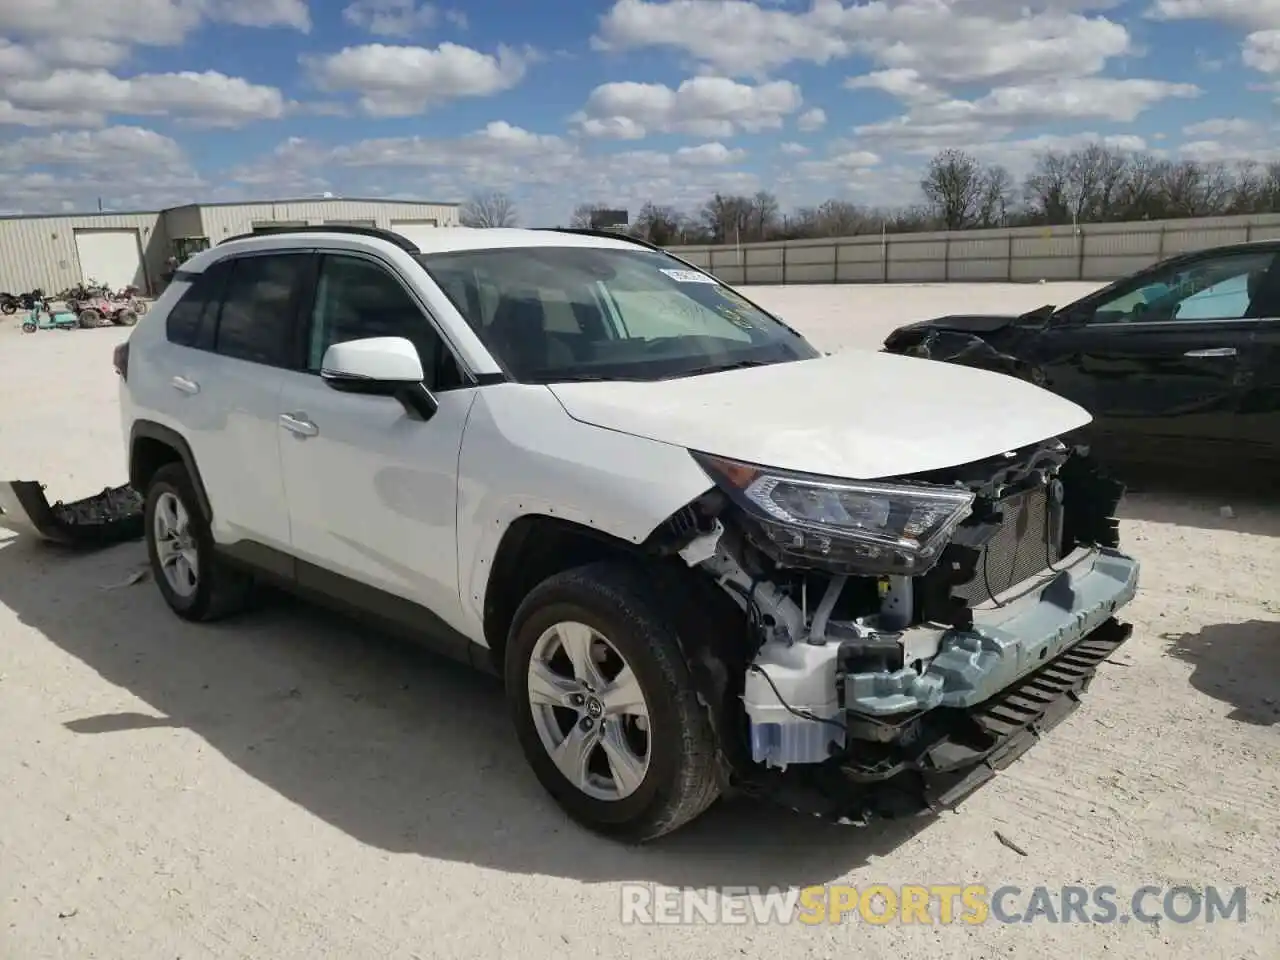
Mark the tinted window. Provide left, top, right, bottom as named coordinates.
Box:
left=214, top=254, right=308, bottom=366
left=164, top=261, right=229, bottom=348
left=307, top=254, right=463, bottom=390
left=419, top=246, right=818, bottom=383
left=1092, top=251, right=1277, bottom=323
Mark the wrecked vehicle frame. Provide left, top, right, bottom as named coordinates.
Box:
left=641, top=440, right=1138, bottom=824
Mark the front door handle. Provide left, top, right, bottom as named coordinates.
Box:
left=1184, top=347, right=1237, bottom=358
left=170, top=375, right=200, bottom=395
left=279, top=412, right=318, bottom=437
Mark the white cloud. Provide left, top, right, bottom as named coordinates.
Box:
left=779, top=142, right=809, bottom=155
left=1183, top=117, right=1261, bottom=135
left=4, top=69, right=287, bottom=127
left=1244, top=29, right=1280, bottom=71
left=304, top=43, right=531, bottom=116
left=342, top=0, right=438, bottom=37
left=573, top=76, right=802, bottom=139
left=0, top=0, right=309, bottom=46
left=853, top=77, right=1199, bottom=152
left=209, top=0, right=311, bottom=31
left=0, top=125, right=204, bottom=214
left=845, top=68, right=943, bottom=104
left=594, top=0, right=1132, bottom=85
left=1145, top=0, right=1280, bottom=31
left=222, top=122, right=764, bottom=224
left=675, top=142, right=748, bottom=165
left=796, top=107, right=826, bottom=131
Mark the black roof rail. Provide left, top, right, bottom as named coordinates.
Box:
left=218, top=224, right=421, bottom=254
left=535, top=227, right=667, bottom=253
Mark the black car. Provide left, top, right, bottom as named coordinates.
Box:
left=882, top=241, right=1280, bottom=472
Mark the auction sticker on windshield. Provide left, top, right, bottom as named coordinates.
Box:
left=661, top=268, right=718, bottom=283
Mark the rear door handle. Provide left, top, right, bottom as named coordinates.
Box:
left=170, top=375, right=200, bottom=395
left=279, top=412, right=318, bottom=438
left=1184, top=347, right=1237, bottom=358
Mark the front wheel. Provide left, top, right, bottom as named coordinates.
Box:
left=78, top=308, right=102, bottom=329
left=21, top=321, right=36, bottom=333
left=505, top=562, right=721, bottom=842
left=144, top=463, right=252, bottom=622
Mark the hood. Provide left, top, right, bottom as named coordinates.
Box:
left=897, top=314, right=1020, bottom=336
left=546, top=351, right=1092, bottom=480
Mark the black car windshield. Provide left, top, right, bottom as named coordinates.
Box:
left=418, top=245, right=820, bottom=383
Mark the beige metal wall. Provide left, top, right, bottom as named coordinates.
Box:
left=0, top=212, right=165, bottom=295
left=194, top=199, right=459, bottom=243
left=667, top=213, right=1280, bottom=286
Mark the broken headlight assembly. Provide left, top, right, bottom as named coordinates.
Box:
left=691, top=452, right=975, bottom=576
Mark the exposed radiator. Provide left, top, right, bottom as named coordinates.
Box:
left=953, top=483, right=1062, bottom=604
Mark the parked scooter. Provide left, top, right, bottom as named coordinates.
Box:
left=21, top=300, right=80, bottom=333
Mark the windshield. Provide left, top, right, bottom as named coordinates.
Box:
left=418, top=246, right=820, bottom=383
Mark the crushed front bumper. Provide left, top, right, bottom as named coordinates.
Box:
left=738, top=615, right=1133, bottom=824
left=843, top=545, right=1139, bottom=715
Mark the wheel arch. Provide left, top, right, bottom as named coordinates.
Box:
left=129, top=420, right=213, bottom=521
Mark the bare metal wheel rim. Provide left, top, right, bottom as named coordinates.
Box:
left=153, top=491, right=199, bottom=598
left=527, top=621, right=652, bottom=802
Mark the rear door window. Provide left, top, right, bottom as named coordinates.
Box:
left=213, top=253, right=310, bottom=367
left=165, top=260, right=230, bottom=349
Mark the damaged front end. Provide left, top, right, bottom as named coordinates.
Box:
left=656, top=442, right=1138, bottom=824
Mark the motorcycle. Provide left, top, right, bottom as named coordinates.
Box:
left=2, top=288, right=45, bottom=315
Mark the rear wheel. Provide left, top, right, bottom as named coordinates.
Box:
left=134, top=301, right=149, bottom=316
left=144, top=463, right=252, bottom=622
left=1, top=301, right=15, bottom=315
left=78, top=308, right=102, bottom=329
left=505, top=562, right=721, bottom=842
left=114, top=309, right=138, bottom=326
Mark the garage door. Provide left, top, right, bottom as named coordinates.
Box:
left=74, top=229, right=144, bottom=291
left=325, top=219, right=376, bottom=227
left=390, top=219, right=439, bottom=250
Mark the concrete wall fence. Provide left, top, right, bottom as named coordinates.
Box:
left=666, top=213, right=1280, bottom=286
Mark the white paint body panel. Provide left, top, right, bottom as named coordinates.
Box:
left=547, top=351, right=1093, bottom=479
left=122, top=227, right=1092, bottom=653
left=74, top=229, right=143, bottom=290
left=389, top=220, right=441, bottom=250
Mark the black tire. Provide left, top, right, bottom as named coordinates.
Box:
left=1, top=301, right=15, bottom=315
left=78, top=308, right=102, bottom=329
left=21, top=322, right=36, bottom=333
left=505, top=561, right=721, bottom=842
left=135, top=301, right=149, bottom=316
left=143, top=462, right=252, bottom=622
left=114, top=309, right=138, bottom=326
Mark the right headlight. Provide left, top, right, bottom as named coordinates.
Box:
left=692, top=452, right=975, bottom=576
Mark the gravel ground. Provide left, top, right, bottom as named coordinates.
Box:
left=1, top=283, right=1277, bottom=959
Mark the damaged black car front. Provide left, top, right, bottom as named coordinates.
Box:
left=665, top=441, right=1139, bottom=824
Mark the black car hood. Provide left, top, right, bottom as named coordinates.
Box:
left=903, top=313, right=1020, bottom=334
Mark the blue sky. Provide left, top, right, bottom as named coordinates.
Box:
left=1, top=0, right=1278, bottom=223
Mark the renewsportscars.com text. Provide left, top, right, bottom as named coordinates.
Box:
left=619, top=884, right=1248, bottom=926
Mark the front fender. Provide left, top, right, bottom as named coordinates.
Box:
left=455, top=384, right=715, bottom=643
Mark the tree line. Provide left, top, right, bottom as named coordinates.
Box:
left=458, top=142, right=1280, bottom=246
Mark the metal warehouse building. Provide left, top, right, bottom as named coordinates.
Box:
left=0, top=198, right=460, bottom=296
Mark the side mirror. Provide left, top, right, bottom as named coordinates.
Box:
left=320, top=336, right=438, bottom=420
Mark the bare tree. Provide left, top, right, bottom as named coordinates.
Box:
left=460, top=191, right=518, bottom=228
left=570, top=202, right=610, bottom=228
left=921, top=149, right=999, bottom=230
left=632, top=202, right=683, bottom=245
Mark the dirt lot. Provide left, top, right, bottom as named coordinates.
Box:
left=1, top=283, right=1277, bottom=959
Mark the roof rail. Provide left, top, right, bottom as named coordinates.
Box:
left=535, top=226, right=666, bottom=253
left=218, top=224, right=421, bottom=254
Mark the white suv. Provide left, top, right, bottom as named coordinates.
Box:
left=115, top=225, right=1140, bottom=841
